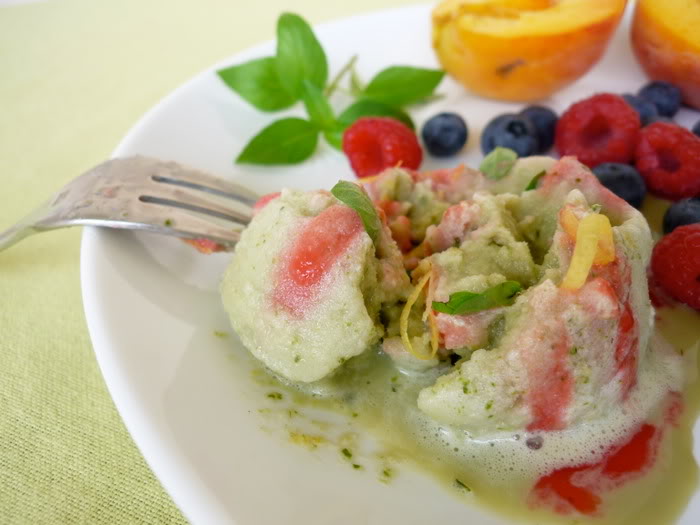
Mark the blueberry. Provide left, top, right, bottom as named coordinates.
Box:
left=622, top=94, right=658, bottom=126
left=481, top=113, right=539, bottom=157
left=645, top=115, right=674, bottom=126
left=692, top=119, right=700, bottom=138
left=592, top=163, right=646, bottom=209
left=421, top=112, right=468, bottom=157
left=638, top=81, right=682, bottom=118
left=662, top=198, right=700, bottom=234
left=518, top=105, right=558, bottom=152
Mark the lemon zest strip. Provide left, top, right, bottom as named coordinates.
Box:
left=428, top=312, right=439, bottom=359
left=560, top=207, right=616, bottom=265
left=400, top=272, right=433, bottom=361
left=561, top=213, right=614, bottom=290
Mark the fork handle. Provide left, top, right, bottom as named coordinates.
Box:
left=0, top=201, right=56, bottom=252
left=0, top=222, right=42, bottom=251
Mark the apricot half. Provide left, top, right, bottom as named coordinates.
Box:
left=631, top=0, right=700, bottom=110
left=432, top=0, right=627, bottom=102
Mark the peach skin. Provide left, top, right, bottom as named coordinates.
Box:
left=432, top=0, right=628, bottom=102
left=631, top=0, right=700, bottom=110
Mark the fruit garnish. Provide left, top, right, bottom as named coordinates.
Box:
left=479, top=147, right=518, bottom=180
left=635, top=122, right=700, bottom=200
left=592, top=163, right=646, bottom=209
left=663, top=198, right=700, bottom=234
left=481, top=114, right=539, bottom=157
left=561, top=213, right=615, bottom=290
left=342, top=117, right=423, bottom=178
left=330, top=181, right=381, bottom=242
left=518, top=105, right=558, bottom=152
left=421, top=112, right=468, bottom=157
left=560, top=207, right=615, bottom=266
left=400, top=272, right=435, bottom=360
left=432, top=281, right=522, bottom=315
left=651, top=224, right=700, bottom=310
left=631, top=1, right=700, bottom=110
left=621, top=94, right=659, bottom=127
left=218, top=13, right=443, bottom=167
left=432, top=0, right=627, bottom=102
left=555, top=93, right=640, bottom=168
left=638, top=81, right=682, bottom=118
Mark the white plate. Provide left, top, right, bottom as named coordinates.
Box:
left=81, top=4, right=700, bottom=524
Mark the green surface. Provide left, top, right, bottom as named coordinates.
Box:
left=0, top=0, right=419, bottom=522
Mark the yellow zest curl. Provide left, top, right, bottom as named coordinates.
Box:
left=560, top=207, right=615, bottom=265
left=561, top=213, right=614, bottom=291
left=400, top=272, right=433, bottom=360
left=428, top=313, right=440, bottom=359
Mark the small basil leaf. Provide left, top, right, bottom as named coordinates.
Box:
left=275, top=13, right=328, bottom=98
left=525, top=170, right=547, bottom=191
left=236, top=118, right=319, bottom=165
left=217, top=57, right=296, bottom=112
left=330, top=181, right=381, bottom=242
left=301, top=80, right=336, bottom=131
left=432, top=281, right=522, bottom=315
left=480, top=147, right=518, bottom=180
left=338, top=99, right=414, bottom=130
left=323, top=126, right=344, bottom=150
left=362, top=66, right=444, bottom=106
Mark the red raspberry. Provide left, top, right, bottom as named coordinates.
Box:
left=651, top=224, right=700, bottom=310
left=635, top=122, right=700, bottom=200
left=555, top=93, right=640, bottom=168
left=342, top=117, right=422, bottom=178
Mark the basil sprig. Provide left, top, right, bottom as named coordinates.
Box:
left=330, top=181, right=381, bottom=242
left=525, top=170, right=546, bottom=191
left=432, top=281, right=522, bottom=315
left=217, top=12, right=443, bottom=166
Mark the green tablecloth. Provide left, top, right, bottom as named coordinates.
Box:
left=0, top=0, right=419, bottom=522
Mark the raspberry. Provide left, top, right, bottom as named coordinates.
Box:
left=635, top=122, right=700, bottom=200
left=555, top=93, right=640, bottom=168
left=651, top=224, right=700, bottom=311
left=343, top=117, right=422, bottom=178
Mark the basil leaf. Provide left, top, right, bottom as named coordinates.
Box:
left=362, top=66, right=444, bottom=106
left=217, top=57, right=296, bottom=112
left=480, top=147, right=518, bottom=180
left=322, top=100, right=415, bottom=151
left=330, top=181, right=381, bottom=242
left=236, top=118, right=319, bottom=165
left=525, top=170, right=546, bottom=191
left=323, top=126, right=344, bottom=150
left=301, top=80, right=336, bottom=131
left=275, top=13, right=328, bottom=98
left=432, top=281, right=522, bottom=315
left=338, top=99, right=414, bottom=130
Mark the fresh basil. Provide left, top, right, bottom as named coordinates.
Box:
left=217, top=57, right=296, bottom=112
left=219, top=13, right=445, bottom=167
left=236, top=118, right=319, bottom=165
left=362, top=66, right=444, bottom=106
left=323, top=125, right=345, bottom=150
left=525, top=170, right=547, bottom=191
left=319, top=100, right=415, bottom=151
left=330, top=181, right=381, bottom=242
left=432, top=281, right=522, bottom=315
left=338, top=99, right=414, bottom=129
left=480, top=147, right=518, bottom=180
left=301, top=80, right=336, bottom=131
left=275, top=13, right=328, bottom=98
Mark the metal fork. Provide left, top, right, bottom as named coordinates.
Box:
left=0, top=156, right=258, bottom=252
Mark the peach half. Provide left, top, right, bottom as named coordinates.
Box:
left=432, top=0, right=628, bottom=102
left=631, top=0, right=700, bottom=110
